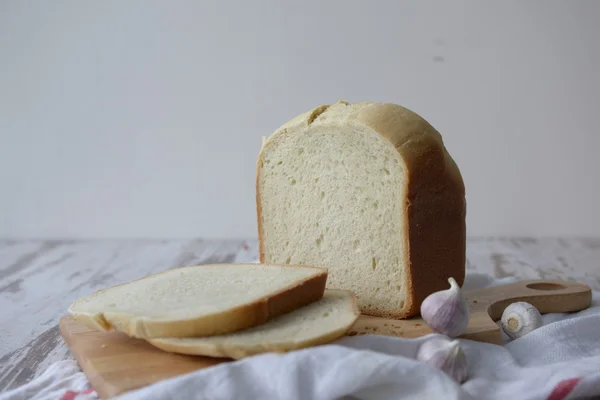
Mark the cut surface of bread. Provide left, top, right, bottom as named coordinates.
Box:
left=257, top=101, right=466, bottom=319
left=147, top=289, right=359, bottom=359
left=68, top=264, right=327, bottom=338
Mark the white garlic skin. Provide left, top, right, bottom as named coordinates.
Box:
left=501, top=301, right=543, bottom=340
left=420, top=277, right=470, bottom=337
left=417, top=336, right=468, bottom=383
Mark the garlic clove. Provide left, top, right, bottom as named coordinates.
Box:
left=500, top=301, right=543, bottom=340
left=417, top=336, right=468, bottom=383
left=420, top=277, right=470, bottom=337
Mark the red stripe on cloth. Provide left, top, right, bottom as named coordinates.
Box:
left=60, top=391, right=78, bottom=400
left=547, top=377, right=582, bottom=400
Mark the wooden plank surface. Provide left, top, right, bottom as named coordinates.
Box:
left=1, top=237, right=600, bottom=393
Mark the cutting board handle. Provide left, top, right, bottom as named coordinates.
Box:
left=465, top=279, right=592, bottom=321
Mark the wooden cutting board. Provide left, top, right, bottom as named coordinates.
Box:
left=60, top=279, right=591, bottom=398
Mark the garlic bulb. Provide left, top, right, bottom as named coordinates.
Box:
left=420, top=277, right=470, bottom=337
left=417, top=336, right=468, bottom=383
left=500, top=302, right=543, bottom=340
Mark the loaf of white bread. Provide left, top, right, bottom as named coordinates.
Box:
left=66, top=100, right=465, bottom=360
left=257, top=101, right=466, bottom=319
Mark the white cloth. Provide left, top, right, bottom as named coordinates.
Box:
left=3, top=273, right=600, bottom=400
left=0, top=361, right=97, bottom=400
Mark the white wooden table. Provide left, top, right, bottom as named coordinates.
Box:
left=1, top=237, right=599, bottom=393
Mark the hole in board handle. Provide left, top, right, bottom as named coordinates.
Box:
left=526, top=282, right=566, bottom=291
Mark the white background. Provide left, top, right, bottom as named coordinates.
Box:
left=1, top=1, right=599, bottom=239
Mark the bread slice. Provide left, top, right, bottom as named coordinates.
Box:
left=147, top=289, right=359, bottom=359
left=68, top=264, right=327, bottom=338
left=256, top=101, right=466, bottom=319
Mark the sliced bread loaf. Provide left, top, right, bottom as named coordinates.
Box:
left=256, top=101, right=466, bottom=319
left=147, top=289, right=359, bottom=359
left=68, top=264, right=327, bottom=338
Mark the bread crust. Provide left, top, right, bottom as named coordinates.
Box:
left=257, top=101, right=466, bottom=319
left=69, top=264, right=328, bottom=338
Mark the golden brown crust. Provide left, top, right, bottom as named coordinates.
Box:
left=402, top=144, right=466, bottom=317
left=257, top=101, right=466, bottom=319
left=265, top=269, right=328, bottom=319
left=69, top=264, right=328, bottom=338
